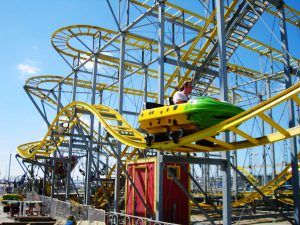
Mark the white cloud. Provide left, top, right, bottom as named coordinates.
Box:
left=80, top=58, right=107, bottom=71
left=102, top=51, right=113, bottom=57
left=80, top=59, right=94, bottom=70
left=17, top=59, right=41, bottom=80
left=17, top=63, right=40, bottom=75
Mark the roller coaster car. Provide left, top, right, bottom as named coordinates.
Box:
left=1, top=194, right=25, bottom=205
left=138, top=97, right=244, bottom=145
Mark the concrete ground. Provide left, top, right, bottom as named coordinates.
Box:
left=0, top=202, right=104, bottom=225
left=190, top=212, right=292, bottom=225
left=0, top=202, right=15, bottom=223
left=54, top=221, right=105, bottom=225
left=0, top=200, right=290, bottom=225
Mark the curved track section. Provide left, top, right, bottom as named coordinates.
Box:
left=19, top=74, right=300, bottom=210
left=17, top=101, right=146, bottom=159
left=233, top=152, right=300, bottom=207
left=197, top=155, right=299, bottom=209
left=50, top=25, right=177, bottom=87
left=237, top=166, right=257, bottom=185
left=148, top=81, right=300, bottom=151
left=25, top=75, right=159, bottom=104
left=17, top=106, right=116, bottom=159
left=17, top=107, right=75, bottom=159
left=50, top=24, right=267, bottom=96
left=19, top=81, right=300, bottom=158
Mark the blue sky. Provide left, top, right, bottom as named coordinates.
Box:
left=0, top=0, right=115, bottom=178
left=0, top=0, right=299, bottom=179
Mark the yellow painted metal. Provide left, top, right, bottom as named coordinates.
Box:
left=17, top=101, right=147, bottom=159
left=129, top=0, right=293, bottom=87
left=50, top=25, right=281, bottom=101
left=192, top=159, right=298, bottom=209
left=184, top=144, right=212, bottom=152
left=138, top=103, right=197, bottom=134
left=51, top=25, right=177, bottom=85
left=168, top=0, right=238, bottom=95
left=258, top=113, right=290, bottom=137
left=130, top=0, right=207, bottom=32
left=214, top=125, right=300, bottom=152
left=277, top=197, right=294, bottom=206
left=229, top=127, right=259, bottom=145
left=292, top=95, right=300, bottom=106
left=163, top=8, right=217, bottom=93
left=241, top=36, right=300, bottom=66
left=18, top=84, right=300, bottom=208
left=237, top=166, right=257, bottom=185
left=17, top=114, right=114, bottom=159
left=93, top=146, right=141, bottom=208
left=149, top=81, right=300, bottom=150
left=266, top=3, right=300, bottom=28
left=17, top=0, right=300, bottom=210
left=25, top=75, right=164, bottom=104
left=233, top=153, right=300, bottom=207
left=206, top=136, right=234, bottom=149
left=19, top=82, right=300, bottom=159
left=48, top=22, right=294, bottom=106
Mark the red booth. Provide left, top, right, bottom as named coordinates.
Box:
left=125, top=157, right=189, bottom=224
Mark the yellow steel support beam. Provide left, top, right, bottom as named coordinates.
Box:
left=18, top=82, right=300, bottom=159
left=258, top=112, right=290, bottom=137
left=229, top=127, right=259, bottom=145
left=266, top=3, right=300, bottom=28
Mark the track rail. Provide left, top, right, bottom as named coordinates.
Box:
left=233, top=153, right=300, bottom=207
left=19, top=81, right=300, bottom=158
left=24, top=75, right=160, bottom=104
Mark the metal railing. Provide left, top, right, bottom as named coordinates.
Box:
left=105, top=211, right=179, bottom=225
left=38, top=195, right=105, bottom=221
left=37, top=195, right=178, bottom=225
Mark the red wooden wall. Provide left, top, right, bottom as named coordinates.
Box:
left=126, top=159, right=189, bottom=225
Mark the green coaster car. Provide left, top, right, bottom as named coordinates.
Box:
left=1, top=194, right=25, bottom=205
left=183, top=97, right=244, bottom=130
left=138, top=97, right=244, bottom=144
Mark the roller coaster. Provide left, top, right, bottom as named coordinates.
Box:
left=15, top=0, right=300, bottom=224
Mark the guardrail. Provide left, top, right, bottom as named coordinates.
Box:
left=105, top=211, right=179, bottom=225
left=38, top=195, right=105, bottom=221
left=37, top=195, right=178, bottom=224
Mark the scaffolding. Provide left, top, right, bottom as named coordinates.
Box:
left=16, top=0, right=300, bottom=224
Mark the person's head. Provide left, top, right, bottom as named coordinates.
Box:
left=180, top=81, right=193, bottom=94
left=67, top=215, right=75, bottom=221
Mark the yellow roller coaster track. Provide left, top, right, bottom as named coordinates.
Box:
left=50, top=19, right=300, bottom=98
left=24, top=75, right=161, bottom=104
left=164, top=0, right=238, bottom=95
left=46, top=1, right=300, bottom=110
left=19, top=76, right=300, bottom=209
left=17, top=0, right=300, bottom=211
left=130, top=0, right=300, bottom=79
left=50, top=24, right=267, bottom=83
left=17, top=109, right=116, bottom=159
left=237, top=166, right=258, bottom=185
left=195, top=154, right=300, bottom=209
left=131, top=0, right=300, bottom=28
left=19, top=81, right=300, bottom=158
left=233, top=154, right=300, bottom=207
left=50, top=25, right=177, bottom=87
